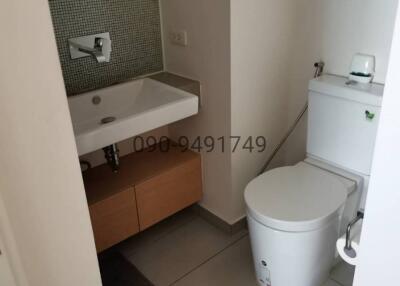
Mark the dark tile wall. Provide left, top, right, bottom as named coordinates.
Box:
left=49, top=0, right=164, bottom=95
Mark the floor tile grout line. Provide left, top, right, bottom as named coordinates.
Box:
left=168, top=232, right=250, bottom=286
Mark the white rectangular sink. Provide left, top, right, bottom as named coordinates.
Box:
left=68, top=78, right=199, bottom=156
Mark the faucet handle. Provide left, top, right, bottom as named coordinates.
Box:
left=95, top=37, right=112, bottom=62
left=94, top=37, right=104, bottom=49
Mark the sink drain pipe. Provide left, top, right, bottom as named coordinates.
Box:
left=258, top=61, right=325, bottom=175
left=103, top=144, right=120, bottom=173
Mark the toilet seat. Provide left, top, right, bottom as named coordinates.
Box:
left=245, top=162, right=355, bottom=232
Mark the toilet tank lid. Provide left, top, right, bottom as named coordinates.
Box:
left=309, top=74, right=384, bottom=107
left=244, top=162, right=353, bottom=232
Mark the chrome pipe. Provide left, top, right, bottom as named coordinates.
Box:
left=345, top=210, right=364, bottom=251
left=103, top=144, right=120, bottom=173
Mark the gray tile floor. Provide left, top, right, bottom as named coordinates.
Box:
left=118, top=209, right=355, bottom=286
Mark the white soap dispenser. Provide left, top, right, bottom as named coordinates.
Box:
left=348, top=53, right=375, bottom=84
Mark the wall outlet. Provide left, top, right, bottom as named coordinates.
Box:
left=169, top=30, right=188, bottom=47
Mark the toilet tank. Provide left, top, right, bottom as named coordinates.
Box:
left=307, top=75, right=384, bottom=175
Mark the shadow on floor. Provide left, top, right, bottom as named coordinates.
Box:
left=99, top=250, right=154, bottom=286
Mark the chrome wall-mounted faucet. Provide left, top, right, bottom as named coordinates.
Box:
left=68, top=32, right=112, bottom=63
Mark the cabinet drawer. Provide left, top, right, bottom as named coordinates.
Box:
left=136, top=157, right=202, bottom=230
left=88, top=188, right=139, bottom=252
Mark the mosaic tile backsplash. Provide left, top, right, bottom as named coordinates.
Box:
left=49, top=0, right=164, bottom=95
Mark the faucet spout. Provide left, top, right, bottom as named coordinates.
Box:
left=70, top=42, right=106, bottom=63
left=79, top=47, right=106, bottom=62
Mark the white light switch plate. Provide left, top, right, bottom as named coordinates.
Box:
left=169, top=30, right=188, bottom=47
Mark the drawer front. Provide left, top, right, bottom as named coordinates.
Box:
left=89, top=188, right=139, bottom=252
left=136, top=157, right=202, bottom=230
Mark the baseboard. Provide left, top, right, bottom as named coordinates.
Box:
left=191, top=204, right=247, bottom=235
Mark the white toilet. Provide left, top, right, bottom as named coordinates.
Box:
left=245, top=74, right=384, bottom=286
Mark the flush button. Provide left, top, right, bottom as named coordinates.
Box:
left=365, top=110, right=375, bottom=120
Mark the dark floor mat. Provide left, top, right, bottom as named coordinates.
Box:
left=99, top=250, right=154, bottom=286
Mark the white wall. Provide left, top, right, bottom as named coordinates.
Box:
left=354, top=4, right=400, bottom=284
left=0, top=197, right=19, bottom=285
left=230, top=0, right=296, bottom=223
left=0, top=1, right=102, bottom=285
left=319, top=0, right=398, bottom=84
left=160, top=0, right=233, bottom=222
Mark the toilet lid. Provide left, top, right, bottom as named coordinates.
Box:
left=244, top=162, right=350, bottom=232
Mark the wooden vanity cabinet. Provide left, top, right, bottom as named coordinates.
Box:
left=135, top=154, right=202, bottom=230
left=87, top=188, right=139, bottom=253
left=83, top=143, right=202, bottom=252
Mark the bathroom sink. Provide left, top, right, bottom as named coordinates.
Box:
left=68, top=78, right=199, bottom=156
